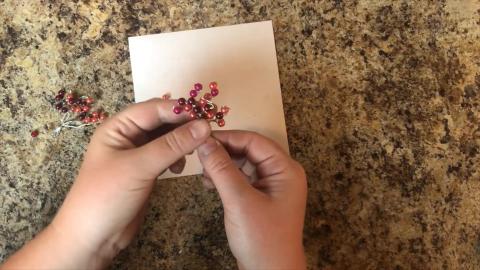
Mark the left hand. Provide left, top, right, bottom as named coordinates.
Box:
left=3, top=98, right=211, bottom=269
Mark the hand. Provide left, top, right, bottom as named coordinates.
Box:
left=3, top=98, right=211, bottom=269
left=197, top=131, right=307, bottom=270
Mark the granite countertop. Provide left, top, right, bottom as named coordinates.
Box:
left=1, top=1, right=480, bottom=269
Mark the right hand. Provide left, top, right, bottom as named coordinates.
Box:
left=197, top=131, right=307, bottom=270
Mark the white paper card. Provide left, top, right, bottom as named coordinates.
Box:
left=128, top=21, right=289, bottom=179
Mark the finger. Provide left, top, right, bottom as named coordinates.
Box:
left=130, top=119, right=211, bottom=177
left=197, top=137, right=257, bottom=205
left=169, top=157, right=186, bottom=174
left=211, top=131, right=292, bottom=178
left=100, top=98, right=189, bottom=147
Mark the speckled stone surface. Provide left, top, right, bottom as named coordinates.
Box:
left=1, top=1, right=480, bottom=269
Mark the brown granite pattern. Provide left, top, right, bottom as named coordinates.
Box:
left=1, top=1, right=480, bottom=269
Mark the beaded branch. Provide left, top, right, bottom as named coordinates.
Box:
left=31, top=89, right=109, bottom=137
left=171, top=82, right=230, bottom=127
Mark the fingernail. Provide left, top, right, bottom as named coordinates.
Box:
left=198, top=137, right=218, bottom=156
left=189, top=119, right=210, bottom=139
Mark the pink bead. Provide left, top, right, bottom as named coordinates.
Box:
left=173, top=106, right=182, bottom=114
left=209, top=81, right=218, bottom=90
left=189, top=111, right=197, bottom=119
left=211, top=88, right=219, bottom=97
left=184, top=104, right=192, bottom=112
left=199, top=98, right=206, bottom=106
left=189, top=90, right=198, bottom=97
left=194, top=83, right=203, bottom=91
left=203, top=93, right=212, bottom=100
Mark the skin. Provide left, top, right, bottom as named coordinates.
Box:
left=2, top=98, right=307, bottom=270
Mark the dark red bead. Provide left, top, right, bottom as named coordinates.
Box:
left=215, top=112, right=224, bottom=119
left=211, top=88, right=219, bottom=97
left=55, top=103, right=63, bottom=110
left=184, top=104, right=192, bottom=112
left=61, top=107, right=69, bottom=113
left=178, top=98, right=186, bottom=105
left=194, top=83, right=203, bottom=91
left=217, top=119, right=225, bottom=127
left=203, top=93, right=212, bottom=100
left=187, top=97, right=196, bottom=105
left=58, top=89, right=66, bottom=95
left=55, top=94, right=64, bottom=101
left=79, top=112, right=87, bottom=119
left=31, top=130, right=39, bottom=137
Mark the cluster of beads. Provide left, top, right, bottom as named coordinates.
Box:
left=53, top=89, right=108, bottom=123
left=42, top=89, right=109, bottom=137
left=172, top=82, right=230, bottom=127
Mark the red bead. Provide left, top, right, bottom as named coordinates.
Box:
left=194, top=83, right=203, bottom=91
left=31, top=130, right=39, bottom=137
left=85, top=97, right=94, bottom=104
left=187, top=97, right=196, bottom=105
left=72, top=106, right=81, bottom=113
left=203, top=93, right=212, bottom=100
left=199, top=98, right=207, bottom=106
left=81, top=106, right=90, bottom=112
left=189, top=90, right=198, bottom=97
left=67, top=98, right=75, bottom=105
left=215, top=112, right=224, bottom=119
left=211, top=88, right=219, bottom=97
left=189, top=111, right=197, bottom=119
left=173, top=106, right=182, bottom=114
left=207, top=111, right=215, bottom=119
left=217, top=119, right=225, bottom=127
left=178, top=98, right=186, bottom=105
left=91, top=117, right=98, bottom=123
left=184, top=104, right=192, bottom=112
left=66, top=93, right=74, bottom=100
left=83, top=117, right=91, bottom=123
left=209, top=81, right=218, bottom=90
left=91, top=111, right=99, bottom=118
left=221, top=106, right=230, bottom=114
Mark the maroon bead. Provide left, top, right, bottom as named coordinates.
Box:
left=173, top=106, right=182, bottom=114
left=61, top=107, right=69, bottom=113
left=187, top=97, right=196, bottom=105
left=189, top=90, right=198, bottom=97
left=79, top=112, right=87, bottom=119
left=178, top=98, right=186, bottom=105
left=58, top=89, right=66, bottom=95
left=55, top=103, right=63, bottom=110
left=193, top=106, right=202, bottom=113
left=67, top=98, right=75, bottom=105
left=211, top=88, right=219, bottom=97
left=31, top=130, right=39, bottom=137
left=194, top=83, right=203, bottom=91
left=215, top=112, right=224, bottom=119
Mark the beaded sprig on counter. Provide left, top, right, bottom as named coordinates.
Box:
left=171, top=82, right=230, bottom=127
left=44, top=89, right=108, bottom=136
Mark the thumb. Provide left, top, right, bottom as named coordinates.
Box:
left=129, top=119, right=211, bottom=177
left=197, top=137, right=255, bottom=205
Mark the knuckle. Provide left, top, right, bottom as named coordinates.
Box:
left=208, top=155, right=234, bottom=173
